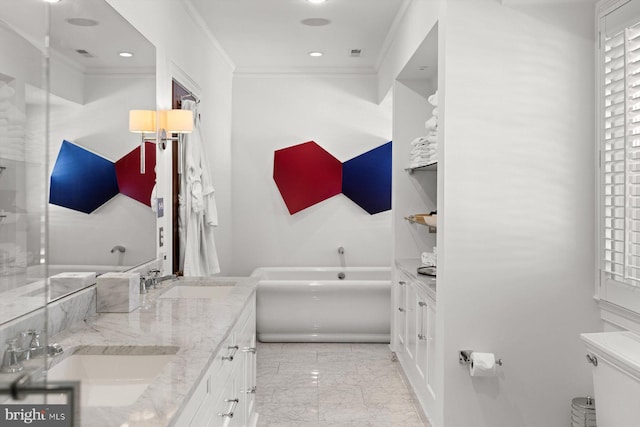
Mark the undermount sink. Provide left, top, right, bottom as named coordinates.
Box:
left=46, top=351, right=176, bottom=407
left=159, top=285, right=234, bottom=299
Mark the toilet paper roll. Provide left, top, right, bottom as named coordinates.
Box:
left=469, top=352, right=497, bottom=377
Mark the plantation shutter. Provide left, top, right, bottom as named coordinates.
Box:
left=602, top=3, right=640, bottom=287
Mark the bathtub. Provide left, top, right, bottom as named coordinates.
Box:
left=251, top=266, right=391, bottom=343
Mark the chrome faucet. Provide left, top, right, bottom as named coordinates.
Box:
left=22, top=329, right=44, bottom=360
left=140, top=269, right=161, bottom=294
left=1, top=339, right=24, bottom=373
left=0, top=331, right=64, bottom=374
left=110, top=245, right=126, bottom=253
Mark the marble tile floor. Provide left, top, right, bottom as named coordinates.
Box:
left=255, top=342, right=430, bottom=427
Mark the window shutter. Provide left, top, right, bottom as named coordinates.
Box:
left=602, top=19, right=640, bottom=286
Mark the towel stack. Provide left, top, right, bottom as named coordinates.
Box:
left=0, top=81, right=26, bottom=162
left=408, top=90, right=439, bottom=168
left=421, top=246, right=437, bottom=267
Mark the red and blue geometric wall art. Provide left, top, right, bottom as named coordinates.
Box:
left=273, top=140, right=392, bottom=215
left=49, top=140, right=120, bottom=214
left=49, top=140, right=156, bottom=213
left=273, top=141, right=343, bottom=214
left=342, top=141, right=392, bottom=215
left=115, top=142, right=156, bottom=207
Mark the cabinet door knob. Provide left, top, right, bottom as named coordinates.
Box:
left=418, top=301, right=427, bottom=307
left=586, top=353, right=598, bottom=367
left=399, top=281, right=406, bottom=286
left=398, top=307, right=405, bottom=312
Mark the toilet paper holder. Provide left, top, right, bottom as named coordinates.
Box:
left=459, top=350, right=503, bottom=366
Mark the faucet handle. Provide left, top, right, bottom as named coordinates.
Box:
left=22, top=329, right=41, bottom=347
left=148, top=269, right=160, bottom=277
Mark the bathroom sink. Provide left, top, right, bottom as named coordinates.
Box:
left=159, top=285, right=234, bottom=299
left=46, top=353, right=175, bottom=407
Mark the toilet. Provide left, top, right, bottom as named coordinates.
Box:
left=581, top=331, right=640, bottom=427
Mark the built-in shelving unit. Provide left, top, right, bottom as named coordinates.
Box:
left=391, top=20, right=439, bottom=425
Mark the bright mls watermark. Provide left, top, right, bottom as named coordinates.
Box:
left=1, top=405, right=71, bottom=426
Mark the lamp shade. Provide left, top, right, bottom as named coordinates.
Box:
left=158, top=109, right=193, bottom=133
left=129, top=110, right=156, bottom=133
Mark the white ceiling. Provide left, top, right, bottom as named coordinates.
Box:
left=186, top=0, right=409, bottom=73
left=3, top=0, right=410, bottom=75
left=0, top=0, right=154, bottom=74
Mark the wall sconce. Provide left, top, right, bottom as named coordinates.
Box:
left=129, top=109, right=194, bottom=173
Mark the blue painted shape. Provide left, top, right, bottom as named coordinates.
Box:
left=342, top=141, right=392, bottom=215
left=49, top=140, right=119, bottom=213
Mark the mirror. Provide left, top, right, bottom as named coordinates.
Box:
left=0, top=0, right=156, bottom=324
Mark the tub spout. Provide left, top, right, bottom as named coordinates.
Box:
left=110, top=245, right=126, bottom=254
left=338, top=246, right=344, bottom=255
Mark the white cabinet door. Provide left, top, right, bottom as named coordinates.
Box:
left=237, top=300, right=257, bottom=426
left=405, top=283, right=417, bottom=364
left=426, top=302, right=437, bottom=400
left=415, top=298, right=429, bottom=383
left=395, top=279, right=407, bottom=352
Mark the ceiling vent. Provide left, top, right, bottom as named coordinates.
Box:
left=348, top=48, right=363, bottom=58
left=75, top=49, right=94, bottom=58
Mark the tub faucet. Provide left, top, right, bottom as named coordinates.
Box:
left=110, top=245, right=126, bottom=254
left=338, top=246, right=344, bottom=255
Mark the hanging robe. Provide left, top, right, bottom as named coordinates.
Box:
left=180, top=99, right=220, bottom=276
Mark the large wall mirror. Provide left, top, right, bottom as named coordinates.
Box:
left=0, top=0, right=156, bottom=324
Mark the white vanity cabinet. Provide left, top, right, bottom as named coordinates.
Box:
left=175, top=295, right=257, bottom=427
left=393, top=265, right=436, bottom=421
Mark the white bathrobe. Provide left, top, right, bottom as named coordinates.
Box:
left=179, top=100, right=220, bottom=276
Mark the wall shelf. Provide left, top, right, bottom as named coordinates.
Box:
left=404, top=214, right=437, bottom=233
left=405, top=161, right=437, bottom=174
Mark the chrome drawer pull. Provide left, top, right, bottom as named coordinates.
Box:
left=242, top=346, right=257, bottom=354
left=398, top=307, right=405, bottom=312
left=418, top=301, right=427, bottom=307
left=586, top=353, right=598, bottom=367
left=222, top=345, right=239, bottom=361
left=218, top=398, right=239, bottom=418
left=399, top=281, right=406, bottom=286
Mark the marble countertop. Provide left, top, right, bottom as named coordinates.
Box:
left=47, top=276, right=257, bottom=427
left=395, top=258, right=436, bottom=302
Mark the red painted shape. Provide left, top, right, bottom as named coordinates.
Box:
left=273, top=141, right=343, bottom=214
left=115, top=142, right=156, bottom=206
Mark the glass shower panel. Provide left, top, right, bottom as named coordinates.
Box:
left=0, top=0, right=51, bottom=412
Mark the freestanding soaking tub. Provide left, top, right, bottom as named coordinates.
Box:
left=251, top=266, right=391, bottom=343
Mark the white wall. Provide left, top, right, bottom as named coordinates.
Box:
left=437, top=1, right=601, bottom=426
left=44, top=74, right=157, bottom=267
left=106, top=0, right=234, bottom=275
left=377, top=0, right=439, bottom=103
left=230, top=74, right=392, bottom=275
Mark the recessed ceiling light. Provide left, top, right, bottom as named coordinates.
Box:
left=309, top=51, right=323, bottom=57
left=119, top=52, right=133, bottom=58
left=44, top=0, right=61, bottom=3
left=66, top=18, right=99, bottom=27
left=307, top=0, right=327, bottom=3
left=301, top=18, right=331, bottom=26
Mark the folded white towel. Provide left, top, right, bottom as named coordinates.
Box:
left=411, top=136, right=429, bottom=146
left=425, top=116, right=438, bottom=131
left=428, top=91, right=438, bottom=107
left=432, top=107, right=439, bottom=117
left=425, top=133, right=437, bottom=144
